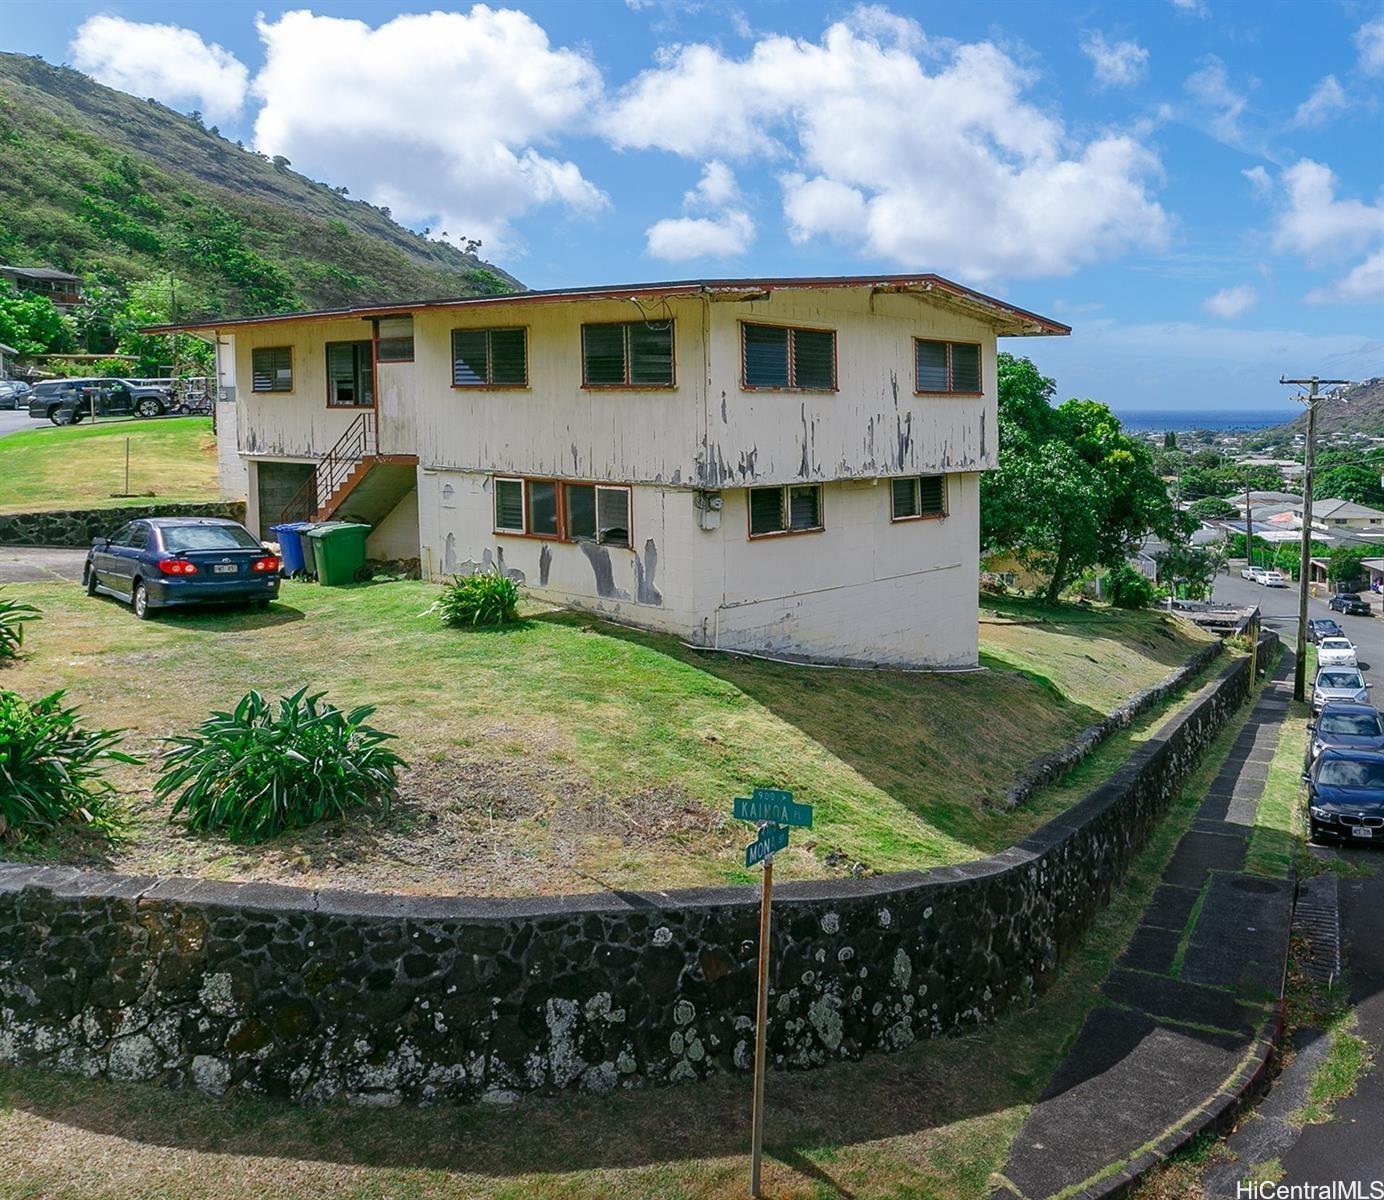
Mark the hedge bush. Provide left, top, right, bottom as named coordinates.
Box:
left=0, top=689, right=136, bottom=837
left=155, top=688, right=406, bottom=842
left=437, top=568, right=521, bottom=627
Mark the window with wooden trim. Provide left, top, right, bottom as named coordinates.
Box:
left=581, top=321, right=674, bottom=387
left=742, top=323, right=836, bottom=390
left=375, top=315, right=414, bottom=363
left=453, top=327, right=528, bottom=387
left=251, top=346, right=292, bottom=393
left=748, top=484, right=824, bottom=536
left=891, top=474, right=947, bottom=521
left=325, top=341, right=374, bottom=407
left=915, top=339, right=982, bottom=394
left=491, top=478, right=632, bottom=548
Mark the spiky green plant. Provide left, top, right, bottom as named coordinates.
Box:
left=437, top=568, right=521, bottom=627
left=0, top=590, right=40, bottom=660
left=155, top=688, right=406, bottom=842
left=0, top=689, right=137, bottom=836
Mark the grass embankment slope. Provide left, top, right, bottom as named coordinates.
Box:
left=0, top=630, right=1263, bottom=1200
left=2, top=583, right=1216, bottom=895
left=0, top=52, right=517, bottom=312
left=0, top=417, right=217, bottom=513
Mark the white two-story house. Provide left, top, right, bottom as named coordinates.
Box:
left=161, top=276, right=1067, bottom=667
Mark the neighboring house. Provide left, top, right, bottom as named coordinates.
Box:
left=155, top=275, right=1068, bottom=667
left=1232, top=490, right=1301, bottom=514
left=0, top=265, right=84, bottom=309
left=0, top=342, right=16, bottom=379
left=1297, top=497, right=1384, bottom=531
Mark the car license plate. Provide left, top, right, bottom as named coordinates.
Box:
left=1351, top=826, right=1373, bottom=839
left=213, top=564, right=238, bottom=575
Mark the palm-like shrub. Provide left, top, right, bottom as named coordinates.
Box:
left=155, top=688, right=406, bottom=842
left=0, top=591, right=40, bottom=660
left=0, top=689, right=136, bottom=836
left=437, top=568, right=521, bottom=627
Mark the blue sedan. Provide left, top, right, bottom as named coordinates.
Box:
left=84, top=517, right=280, bottom=619
left=1304, top=748, right=1384, bottom=844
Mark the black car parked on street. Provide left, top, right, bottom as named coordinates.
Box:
left=27, top=377, right=169, bottom=425
left=1304, top=748, right=1384, bottom=844
left=1307, top=617, right=1346, bottom=643
left=1328, top=592, right=1373, bottom=617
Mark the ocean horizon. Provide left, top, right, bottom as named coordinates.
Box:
left=1114, top=409, right=1300, bottom=433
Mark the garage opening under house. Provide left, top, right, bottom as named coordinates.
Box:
left=153, top=275, right=1068, bottom=667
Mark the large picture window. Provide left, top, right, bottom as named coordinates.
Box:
left=325, top=341, right=374, bottom=407
left=581, top=321, right=674, bottom=387
left=748, top=484, right=824, bottom=537
left=742, top=323, right=836, bottom=390
left=453, top=327, right=528, bottom=387
left=915, top=339, right=982, bottom=394
left=251, top=346, right=293, bottom=393
left=492, top=477, right=632, bottom=548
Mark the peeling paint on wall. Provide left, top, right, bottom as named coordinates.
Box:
left=737, top=446, right=758, bottom=482
left=539, top=544, right=552, bottom=587
left=443, top=533, right=457, bottom=573
left=896, top=411, right=913, bottom=471
left=634, top=539, right=663, bottom=606
left=580, top=542, right=630, bottom=600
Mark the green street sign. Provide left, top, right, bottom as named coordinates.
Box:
left=745, top=822, right=789, bottom=869
left=734, top=788, right=813, bottom=829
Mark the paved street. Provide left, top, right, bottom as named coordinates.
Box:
left=0, top=409, right=33, bottom=438
left=1212, top=570, right=1384, bottom=671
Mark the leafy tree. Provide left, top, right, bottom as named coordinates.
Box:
left=1328, top=544, right=1375, bottom=585
left=1164, top=430, right=1178, bottom=450
left=982, top=354, right=1190, bottom=604
left=1314, top=462, right=1384, bottom=508
left=1192, top=449, right=1223, bottom=470
left=1188, top=497, right=1238, bottom=520
left=0, top=287, right=76, bottom=356
left=1154, top=543, right=1224, bottom=600
left=113, top=276, right=213, bottom=377
left=1103, top=562, right=1157, bottom=609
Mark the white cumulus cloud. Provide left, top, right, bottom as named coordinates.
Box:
left=70, top=15, right=249, bottom=121
left=251, top=7, right=605, bottom=254
left=1202, top=284, right=1257, bottom=319
left=1290, top=75, right=1347, bottom=130
left=606, top=11, right=1169, bottom=281
left=1080, top=31, right=1149, bottom=89
left=1356, top=19, right=1384, bottom=75
left=646, top=161, right=754, bottom=260
left=1308, top=250, right=1384, bottom=305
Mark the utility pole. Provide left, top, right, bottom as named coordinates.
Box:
left=1245, top=483, right=1254, bottom=571
left=1283, top=376, right=1351, bottom=701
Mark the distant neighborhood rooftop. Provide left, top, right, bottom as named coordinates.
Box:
left=0, top=264, right=82, bottom=283
left=145, top=274, right=1072, bottom=339
left=1300, top=497, right=1384, bottom=520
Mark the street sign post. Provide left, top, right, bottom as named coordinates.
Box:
left=733, top=786, right=812, bottom=1199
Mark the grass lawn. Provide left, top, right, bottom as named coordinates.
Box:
left=0, top=581, right=1216, bottom=896
left=0, top=632, right=1262, bottom=1200
left=0, top=416, right=218, bottom=513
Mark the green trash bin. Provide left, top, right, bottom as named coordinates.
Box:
left=303, top=522, right=372, bottom=586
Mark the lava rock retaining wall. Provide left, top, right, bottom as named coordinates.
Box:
left=0, top=635, right=1276, bottom=1107
left=0, top=502, right=247, bottom=548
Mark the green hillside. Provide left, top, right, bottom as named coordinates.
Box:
left=0, top=52, right=519, bottom=319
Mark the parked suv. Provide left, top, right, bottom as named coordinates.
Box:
left=27, top=378, right=169, bottom=425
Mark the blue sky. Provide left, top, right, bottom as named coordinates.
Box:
left=5, top=0, right=1382, bottom=415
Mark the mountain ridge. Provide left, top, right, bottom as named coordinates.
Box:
left=0, top=52, right=520, bottom=318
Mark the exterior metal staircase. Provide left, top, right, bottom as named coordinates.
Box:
left=279, top=412, right=417, bottom=526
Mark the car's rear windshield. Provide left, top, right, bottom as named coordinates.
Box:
left=1318, top=671, right=1364, bottom=689
left=160, top=525, right=262, bottom=552
left=1317, top=759, right=1384, bottom=788
left=1320, top=712, right=1384, bottom=736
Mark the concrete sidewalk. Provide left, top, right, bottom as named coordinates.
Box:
left=993, top=655, right=1295, bottom=1200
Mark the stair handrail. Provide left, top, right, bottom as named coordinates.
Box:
left=279, top=410, right=375, bottom=523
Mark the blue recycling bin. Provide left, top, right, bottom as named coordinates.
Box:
left=268, top=521, right=315, bottom=577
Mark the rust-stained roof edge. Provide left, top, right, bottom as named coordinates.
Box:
left=143, top=274, right=1070, bottom=338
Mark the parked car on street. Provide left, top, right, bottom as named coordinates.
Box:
left=1308, top=618, right=1346, bottom=644
left=1240, top=565, right=1266, bottom=582
left=83, top=517, right=280, bottom=620
left=27, top=377, right=170, bottom=425
left=0, top=380, right=31, bottom=409
left=1307, top=703, right=1384, bottom=767
left=1312, top=666, right=1371, bottom=714
left=1317, top=636, right=1360, bottom=668
left=1304, top=748, right=1384, bottom=844
left=1328, top=592, right=1373, bottom=616
left=1260, top=569, right=1288, bottom=588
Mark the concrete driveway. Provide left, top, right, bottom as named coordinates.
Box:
left=0, top=546, right=86, bottom=584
